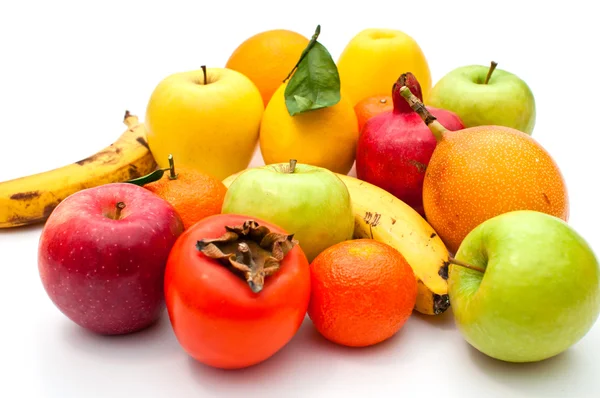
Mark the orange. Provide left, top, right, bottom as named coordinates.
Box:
left=307, top=239, right=418, bottom=347
left=354, top=95, right=393, bottom=133
left=144, top=166, right=227, bottom=230
left=226, top=29, right=309, bottom=107
left=423, top=125, right=569, bottom=254
left=259, top=82, right=359, bottom=175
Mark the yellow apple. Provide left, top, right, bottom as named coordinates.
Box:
left=337, top=28, right=432, bottom=106
left=145, top=67, right=264, bottom=180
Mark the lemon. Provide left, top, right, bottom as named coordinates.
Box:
left=259, top=82, right=359, bottom=175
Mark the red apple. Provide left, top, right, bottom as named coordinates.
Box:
left=355, top=72, right=464, bottom=217
left=38, top=182, right=184, bottom=335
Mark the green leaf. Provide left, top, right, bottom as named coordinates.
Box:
left=284, top=28, right=341, bottom=116
left=125, top=154, right=178, bottom=186
left=125, top=168, right=167, bottom=186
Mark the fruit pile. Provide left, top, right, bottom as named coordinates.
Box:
left=1, top=26, right=599, bottom=371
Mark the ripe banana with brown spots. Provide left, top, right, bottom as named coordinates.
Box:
left=0, top=111, right=157, bottom=228
left=222, top=169, right=451, bottom=315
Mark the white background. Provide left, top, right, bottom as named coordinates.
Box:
left=1, top=1, right=599, bottom=397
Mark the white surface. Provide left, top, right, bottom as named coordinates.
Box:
left=1, top=1, right=599, bottom=397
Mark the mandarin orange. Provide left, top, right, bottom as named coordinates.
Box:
left=354, top=95, right=393, bottom=133
left=144, top=163, right=227, bottom=230
left=225, top=29, right=309, bottom=107
left=307, top=239, right=417, bottom=348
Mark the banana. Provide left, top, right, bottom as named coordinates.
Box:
left=222, top=169, right=451, bottom=315
left=337, top=174, right=450, bottom=315
left=0, top=111, right=157, bottom=228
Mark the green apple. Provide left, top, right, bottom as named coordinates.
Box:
left=427, top=61, right=536, bottom=135
left=448, top=210, right=600, bottom=363
left=221, top=160, right=355, bottom=262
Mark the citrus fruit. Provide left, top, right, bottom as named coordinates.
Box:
left=259, top=82, right=359, bottom=175
left=354, top=95, right=393, bottom=133
left=337, top=28, right=432, bottom=106
left=423, top=125, right=569, bottom=254
left=226, top=29, right=309, bottom=107
left=144, top=165, right=227, bottom=230
left=307, top=239, right=418, bottom=347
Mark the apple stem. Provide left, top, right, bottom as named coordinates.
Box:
left=115, top=202, right=126, bottom=220
left=168, top=154, right=178, bottom=180
left=201, top=65, right=207, bottom=85
left=484, top=61, right=498, bottom=84
left=449, top=257, right=486, bottom=273
left=283, top=25, right=321, bottom=82
left=289, top=159, right=297, bottom=173
left=398, top=86, right=448, bottom=142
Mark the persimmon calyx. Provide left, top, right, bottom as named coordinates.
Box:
left=196, top=220, right=298, bottom=293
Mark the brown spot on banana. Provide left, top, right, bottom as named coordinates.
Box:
left=43, top=203, right=58, bottom=218
left=136, top=137, right=150, bottom=150
left=10, top=191, right=41, bottom=200
left=9, top=213, right=46, bottom=226
left=439, top=261, right=450, bottom=280
left=363, top=211, right=381, bottom=226
left=128, top=164, right=140, bottom=177
left=75, top=148, right=114, bottom=166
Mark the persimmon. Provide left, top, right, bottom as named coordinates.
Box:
left=164, top=213, right=311, bottom=369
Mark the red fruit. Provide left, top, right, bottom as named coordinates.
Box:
left=164, top=214, right=311, bottom=370
left=355, top=73, right=465, bottom=216
left=38, top=183, right=184, bottom=335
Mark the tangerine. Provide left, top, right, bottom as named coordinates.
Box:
left=354, top=95, right=393, bottom=133
left=307, top=239, right=417, bottom=347
left=144, top=161, right=227, bottom=230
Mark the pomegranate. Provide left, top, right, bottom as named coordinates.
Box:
left=355, top=72, right=464, bottom=217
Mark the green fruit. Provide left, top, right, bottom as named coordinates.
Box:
left=427, top=62, right=536, bottom=135
left=221, top=160, right=354, bottom=262
left=449, top=210, right=600, bottom=363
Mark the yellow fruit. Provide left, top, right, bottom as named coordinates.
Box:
left=259, top=82, right=359, bottom=175
left=0, top=112, right=156, bottom=228
left=225, top=29, right=310, bottom=107
left=145, top=67, right=264, bottom=180
left=337, top=28, right=432, bottom=106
